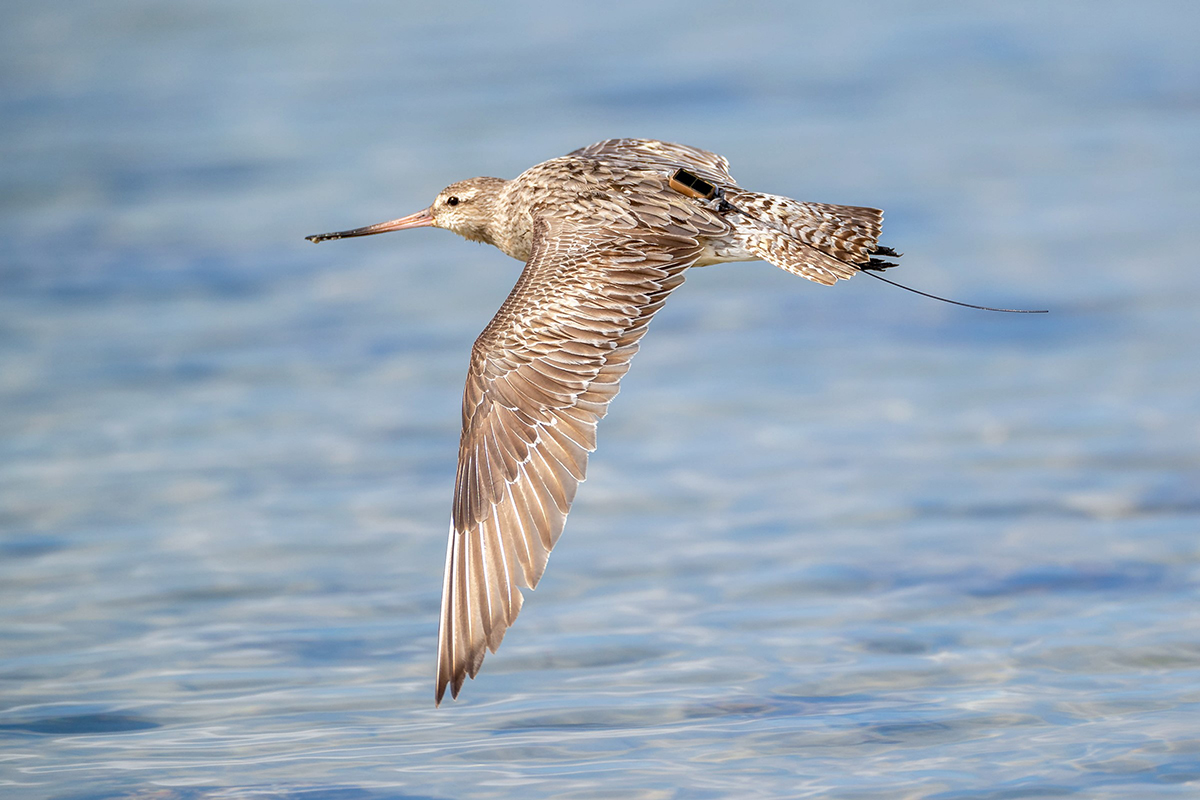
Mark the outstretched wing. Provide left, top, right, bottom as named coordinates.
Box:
left=569, top=138, right=738, bottom=187
left=437, top=216, right=704, bottom=703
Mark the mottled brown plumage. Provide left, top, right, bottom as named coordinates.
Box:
left=306, top=138, right=898, bottom=704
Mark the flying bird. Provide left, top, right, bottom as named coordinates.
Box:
left=307, top=138, right=899, bottom=703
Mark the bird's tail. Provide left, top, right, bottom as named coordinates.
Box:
left=724, top=191, right=900, bottom=285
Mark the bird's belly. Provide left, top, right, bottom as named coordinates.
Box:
left=695, top=235, right=758, bottom=267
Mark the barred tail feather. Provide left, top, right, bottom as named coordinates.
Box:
left=727, top=191, right=899, bottom=284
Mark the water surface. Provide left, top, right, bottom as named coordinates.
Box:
left=2, top=2, right=1199, bottom=798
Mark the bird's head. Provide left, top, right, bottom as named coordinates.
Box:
left=306, top=176, right=508, bottom=246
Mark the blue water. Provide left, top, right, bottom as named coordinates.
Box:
left=3, top=2, right=1199, bottom=798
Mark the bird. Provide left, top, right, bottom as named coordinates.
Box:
left=306, top=138, right=899, bottom=704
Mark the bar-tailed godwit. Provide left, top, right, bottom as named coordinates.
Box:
left=308, top=138, right=899, bottom=703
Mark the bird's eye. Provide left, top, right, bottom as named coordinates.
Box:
left=446, top=196, right=460, bottom=207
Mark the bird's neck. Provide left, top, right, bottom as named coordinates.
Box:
left=489, top=187, right=537, bottom=262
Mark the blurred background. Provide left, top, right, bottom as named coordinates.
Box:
left=2, top=2, right=1198, bottom=798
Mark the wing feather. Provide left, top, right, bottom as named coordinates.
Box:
left=568, top=138, right=737, bottom=186
left=435, top=215, right=703, bottom=703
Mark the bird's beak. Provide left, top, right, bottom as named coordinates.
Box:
left=306, top=208, right=434, bottom=243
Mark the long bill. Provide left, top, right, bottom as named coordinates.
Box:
left=306, top=208, right=434, bottom=243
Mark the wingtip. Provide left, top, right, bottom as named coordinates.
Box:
left=435, top=672, right=465, bottom=707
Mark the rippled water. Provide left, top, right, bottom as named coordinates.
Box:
left=3, top=2, right=1199, bottom=798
